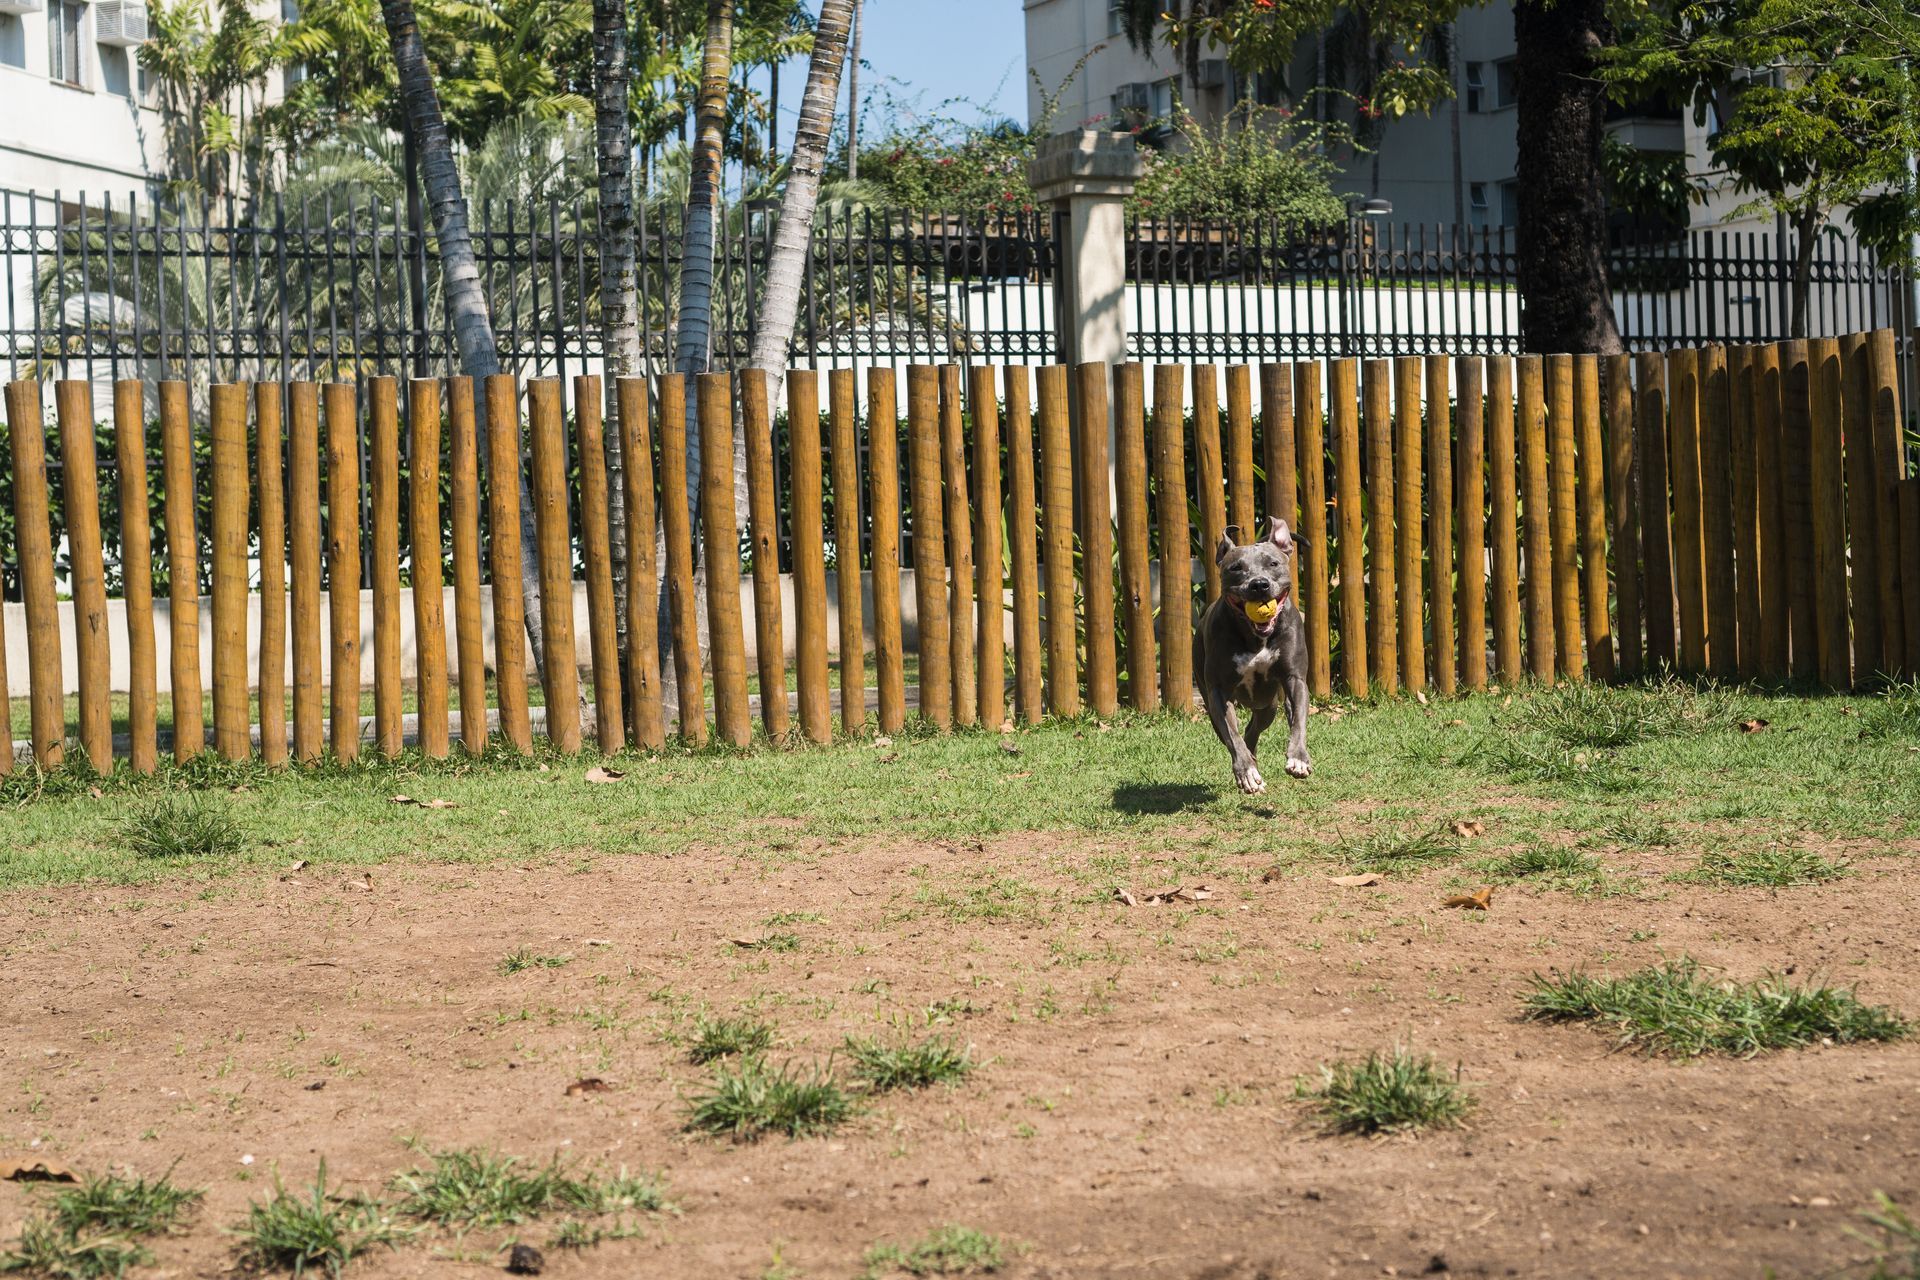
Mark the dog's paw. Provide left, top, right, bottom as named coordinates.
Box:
left=1235, top=762, right=1267, bottom=795
left=1285, top=755, right=1312, bottom=779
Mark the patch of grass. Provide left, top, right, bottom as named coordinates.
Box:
left=1523, top=958, right=1910, bottom=1057
left=1509, top=678, right=1735, bottom=749
left=388, top=1149, right=631, bottom=1227
left=1, top=1167, right=204, bottom=1280
left=905, top=876, right=1044, bottom=924
left=1334, top=823, right=1462, bottom=874
left=861, top=1225, right=1006, bottom=1277
left=120, top=793, right=243, bottom=859
left=1, top=1216, right=150, bottom=1280
left=498, top=948, right=571, bottom=975
left=762, top=911, right=825, bottom=927
left=232, top=1163, right=406, bottom=1279
left=1478, top=845, right=1612, bottom=893
left=687, top=1014, right=777, bottom=1064
left=1477, top=737, right=1640, bottom=793
left=1857, top=1193, right=1920, bottom=1280
left=1860, top=680, right=1920, bottom=741
left=1603, top=812, right=1676, bottom=849
left=733, top=932, right=801, bottom=953
left=844, top=1035, right=974, bottom=1092
left=1302, top=1047, right=1474, bottom=1135
left=684, top=1058, right=854, bottom=1141
left=1674, top=847, right=1848, bottom=888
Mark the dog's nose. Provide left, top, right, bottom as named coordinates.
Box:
left=1249, top=576, right=1271, bottom=594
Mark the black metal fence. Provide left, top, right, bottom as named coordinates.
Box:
left=6, top=188, right=1914, bottom=396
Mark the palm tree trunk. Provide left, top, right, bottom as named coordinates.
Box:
left=845, top=0, right=861, bottom=181
left=746, top=0, right=855, bottom=384
left=378, top=0, right=547, bottom=675
left=591, top=0, right=639, bottom=675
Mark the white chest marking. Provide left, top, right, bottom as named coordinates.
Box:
left=1232, top=645, right=1283, bottom=703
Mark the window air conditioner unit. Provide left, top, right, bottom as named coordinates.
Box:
left=1193, top=58, right=1229, bottom=90
left=1113, top=82, right=1152, bottom=114
left=0, top=0, right=45, bottom=17
left=96, top=1, right=150, bottom=47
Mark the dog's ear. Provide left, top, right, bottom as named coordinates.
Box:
left=1266, top=516, right=1294, bottom=551
left=1214, top=529, right=1237, bottom=566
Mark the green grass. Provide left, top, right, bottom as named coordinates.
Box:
left=1860, top=680, right=1920, bottom=741
left=231, top=1164, right=406, bottom=1279
left=1674, top=847, right=1849, bottom=888
left=844, top=1035, right=974, bottom=1092
left=684, top=1058, right=855, bottom=1141
left=1858, top=1193, right=1920, bottom=1280
left=498, top=948, right=572, bottom=974
left=1523, top=958, right=1910, bottom=1057
left=1302, top=1047, right=1475, bottom=1135
left=687, top=1014, right=777, bottom=1064
left=0, top=1216, right=150, bottom=1280
left=861, top=1225, right=1006, bottom=1277
left=1334, top=822, right=1462, bottom=874
left=386, top=1149, right=662, bottom=1228
left=0, top=1168, right=203, bottom=1280
left=1477, top=845, right=1612, bottom=893
left=1506, top=678, right=1737, bottom=749
left=119, top=793, right=244, bottom=859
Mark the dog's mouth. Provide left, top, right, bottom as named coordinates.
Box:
left=1230, top=589, right=1289, bottom=637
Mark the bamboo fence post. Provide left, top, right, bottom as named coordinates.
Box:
left=1040, top=364, right=1080, bottom=716
left=529, top=378, right=582, bottom=752
left=1295, top=360, right=1330, bottom=698
left=1191, top=363, right=1227, bottom=604
left=1364, top=359, right=1399, bottom=696
left=573, top=375, right=623, bottom=752
left=973, top=365, right=1005, bottom=729
left=1636, top=353, right=1677, bottom=670
left=1840, top=334, right=1883, bottom=678
left=1699, top=346, right=1738, bottom=678
left=0, top=471, right=10, bottom=768
left=1667, top=348, right=1708, bottom=675
left=1455, top=356, right=1487, bottom=691
left=1152, top=361, right=1192, bottom=713
left=743, top=369, right=791, bottom=740
left=1425, top=355, right=1455, bottom=693
left=1113, top=363, right=1155, bottom=711
left=907, top=365, right=952, bottom=729
left=1394, top=356, right=1426, bottom=692
left=255, top=383, right=287, bottom=765
left=116, top=381, right=159, bottom=772
left=1902, top=478, right=1920, bottom=676
left=323, top=381, right=360, bottom=761
left=485, top=374, right=534, bottom=752
left=1753, top=345, right=1789, bottom=679
left=1546, top=355, right=1583, bottom=682
left=410, top=379, right=452, bottom=759
left=1866, top=330, right=1907, bottom=672
left=697, top=373, right=750, bottom=747
left=1077, top=361, right=1117, bottom=718
left=1604, top=355, right=1641, bottom=681
left=654, top=375, right=704, bottom=744
left=1488, top=356, right=1522, bottom=685
left=1574, top=354, right=1612, bottom=683
left=1261, top=362, right=1296, bottom=585
left=866, top=369, right=906, bottom=734
left=1808, top=338, right=1851, bottom=688
left=1780, top=341, right=1818, bottom=680
left=1728, top=347, right=1761, bottom=681
left=209, top=382, right=249, bottom=760
left=1004, top=366, right=1043, bottom=722
left=613, top=377, right=663, bottom=748
left=162, top=380, right=204, bottom=760
left=450, top=377, right=490, bottom=754
left=369, top=377, right=403, bottom=755
left=1227, top=364, right=1257, bottom=538
left=1518, top=356, right=1554, bottom=682
left=289, top=382, right=323, bottom=763
left=939, top=364, right=976, bottom=727
left=830, top=368, right=867, bottom=735
left=1331, top=358, right=1368, bottom=696
left=57, top=380, right=112, bottom=767
left=789, top=370, right=831, bottom=743
left=8, top=382, right=63, bottom=767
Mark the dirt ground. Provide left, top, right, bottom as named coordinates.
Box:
left=4, top=831, right=1918, bottom=1279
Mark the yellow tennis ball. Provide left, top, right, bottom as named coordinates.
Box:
left=1244, top=598, right=1279, bottom=624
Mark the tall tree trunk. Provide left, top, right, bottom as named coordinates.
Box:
left=746, top=0, right=854, bottom=383
left=1513, top=0, right=1624, bottom=354
left=1788, top=206, right=1820, bottom=338
left=378, top=0, right=547, bottom=675
left=592, top=0, right=639, bottom=674
left=845, top=0, right=862, bottom=181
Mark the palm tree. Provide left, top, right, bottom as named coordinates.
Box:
left=745, top=0, right=854, bottom=381
left=591, top=0, right=640, bottom=656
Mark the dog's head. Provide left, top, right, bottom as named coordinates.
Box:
left=1215, top=518, right=1295, bottom=637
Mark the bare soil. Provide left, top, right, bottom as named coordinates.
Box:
left=4, top=833, right=1918, bottom=1279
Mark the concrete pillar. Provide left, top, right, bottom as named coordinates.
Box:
left=1029, top=130, right=1144, bottom=371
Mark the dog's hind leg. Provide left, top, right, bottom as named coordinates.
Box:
left=1282, top=673, right=1312, bottom=778
left=1203, top=684, right=1265, bottom=795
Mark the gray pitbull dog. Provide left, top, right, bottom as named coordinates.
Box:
left=1195, top=516, right=1311, bottom=794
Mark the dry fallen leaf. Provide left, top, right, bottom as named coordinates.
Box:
left=1415, top=690, right=1429, bottom=705
left=1451, top=819, right=1487, bottom=838
left=871, top=736, right=894, bottom=749
left=1000, top=740, right=1021, bottom=756
left=506, top=1243, right=545, bottom=1276
left=565, top=1077, right=614, bottom=1097
left=87, top=786, right=104, bottom=799
left=584, top=766, right=627, bottom=784
left=388, top=795, right=414, bottom=806
left=1328, top=873, right=1383, bottom=887
left=289, top=859, right=309, bottom=872
left=4, top=1163, right=77, bottom=1184
left=1113, top=887, right=1140, bottom=907
left=348, top=873, right=374, bottom=893
left=419, top=798, right=457, bottom=810
left=1442, top=886, right=1495, bottom=911
left=1140, top=884, right=1216, bottom=904
left=1739, top=718, right=1770, bottom=734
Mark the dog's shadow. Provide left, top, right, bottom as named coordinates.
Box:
left=1110, top=782, right=1217, bottom=815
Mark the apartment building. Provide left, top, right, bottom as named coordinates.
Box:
left=1023, top=0, right=1741, bottom=233
left=0, top=0, right=165, bottom=199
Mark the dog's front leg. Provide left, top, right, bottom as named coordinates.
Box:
left=1204, top=683, right=1265, bottom=794
left=1282, top=672, right=1312, bottom=778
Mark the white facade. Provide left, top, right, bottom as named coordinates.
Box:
left=0, top=0, right=166, bottom=199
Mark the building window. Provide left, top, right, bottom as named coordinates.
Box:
left=49, top=0, right=87, bottom=87
left=1469, top=182, right=1490, bottom=228
left=1464, top=62, right=1485, bottom=113
left=1492, top=58, right=1518, bottom=110
left=1107, top=0, right=1126, bottom=37
left=1498, top=179, right=1520, bottom=227
left=0, top=13, right=28, bottom=71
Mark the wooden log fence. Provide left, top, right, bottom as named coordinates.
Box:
left=3, top=331, right=1916, bottom=769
